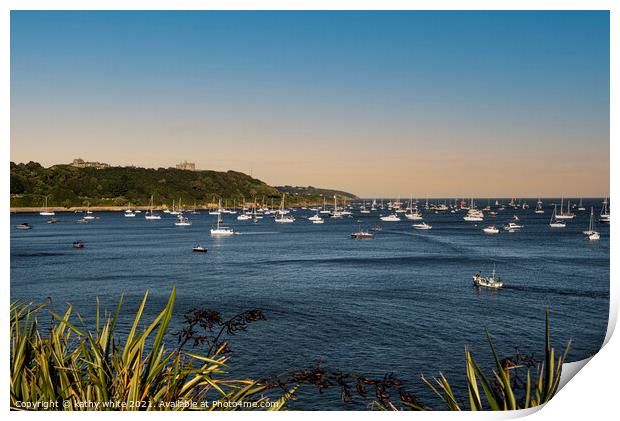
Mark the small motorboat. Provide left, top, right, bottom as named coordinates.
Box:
left=15, top=223, right=32, bottom=230
left=380, top=214, right=400, bottom=222
left=351, top=225, right=375, bottom=239
left=412, top=222, right=432, bottom=230
left=192, top=245, right=208, bottom=253
left=47, top=218, right=60, bottom=224
left=75, top=218, right=88, bottom=224
left=503, top=222, right=523, bottom=231
left=482, top=225, right=500, bottom=234
left=473, top=265, right=503, bottom=289
left=588, top=232, right=600, bottom=241
left=174, top=215, right=192, bottom=226
left=312, top=218, right=325, bottom=224
left=72, top=241, right=85, bottom=249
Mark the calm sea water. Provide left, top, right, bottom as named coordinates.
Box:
left=10, top=199, right=609, bottom=409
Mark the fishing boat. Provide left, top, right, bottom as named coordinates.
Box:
left=482, top=225, right=500, bottom=234
left=549, top=205, right=566, bottom=228
left=145, top=195, right=162, bottom=220
left=535, top=198, right=544, bottom=214
left=39, top=196, right=55, bottom=216
left=351, top=225, right=375, bottom=239
left=473, top=264, right=503, bottom=289
left=15, top=223, right=32, bottom=230
left=192, top=245, right=208, bottom=253
left=174, top=214, right=192, bottom=226
left=275, top=195, right=295, bottom=223
left=412, top=222, right=432, bottom=230
left=72, top=241, right=86, bottom=249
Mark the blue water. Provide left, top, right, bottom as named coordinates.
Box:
left=10, top=199, right=609, bottom=409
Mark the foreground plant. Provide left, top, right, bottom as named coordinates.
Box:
left=265, top=309, right=570, bottom=411
left=10, top=287, right=292, bottom=411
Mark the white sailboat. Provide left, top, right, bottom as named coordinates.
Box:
left=577, top=198, right=586, bottom=211
left=39, top=196, right=55, bottom=216
left=145, top=195, right=161, bottom=220
left=534, top=198, right=544, bottom=214
left=555, top=197, right=574, bottom=219
left=549, top=204, right=566, bottom=228
left=583, top=206, right=600, bottom=240
left=275, top=195, right=295, bottom=223
left=211, top=199, right=234, bottom=235
left=124, top=202, right=136, bottom=217
left=83, top=201, right=95, bottom=220
left=330, top=195, right=342, bottom=218
left=600, top=197, right=610, bottom=223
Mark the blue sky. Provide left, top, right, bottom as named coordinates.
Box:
left=10, top=11, right=609, bottom=197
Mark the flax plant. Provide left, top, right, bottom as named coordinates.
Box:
left=401, top=308, right=571, bottom=411
left=10, top=287, right=292, bottom=411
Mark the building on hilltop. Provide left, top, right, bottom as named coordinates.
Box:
left=71, top=158, right=110, bottom=169
left=175, top=161, right=196, bottom=171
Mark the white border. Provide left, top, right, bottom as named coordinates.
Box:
left=2, top=1, right=616, bottom=419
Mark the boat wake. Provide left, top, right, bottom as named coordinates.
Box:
left=234, top=231, right=280, bottom=235
left=502, top=284, right=608, bottom=299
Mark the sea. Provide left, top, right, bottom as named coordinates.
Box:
left=10, top=198, right=610, bottom=410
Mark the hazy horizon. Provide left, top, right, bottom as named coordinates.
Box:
left=11, top=11, right=610, bottom=197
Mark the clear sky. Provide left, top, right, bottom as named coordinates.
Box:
left=11, top=11, right=609, bottom=197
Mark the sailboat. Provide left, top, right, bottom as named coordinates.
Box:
left=275, top=195, right=295, bottom=223
left=84, top=201, right=95, bottom=220
left=405, top=199, right=423, bottom=220
left=319, top=197, right=330, bottom=214
left=211, top=199, right=234, bottom=235
left=309, top=208, right=323, bottom=222
left=145, top=195, right=161, bottom=220
left=555, top=197, right=574, bottom=219
left=600, top=197, right=610, bottom=224
left=583, top=206, right=600, bottom=239
left=39, top=196, right=55, bottom=216
left=124, top=202, right=136, bottom=217
left=330, top=195, right=342, bottom=218
left=534, top=198, right=544, bottom=214
left=549, top=204, right=566, bottom=228
left=577, top=198, right=586, bottom=211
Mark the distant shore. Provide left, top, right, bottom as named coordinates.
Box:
left=11, top=206, right=196, bottom=213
